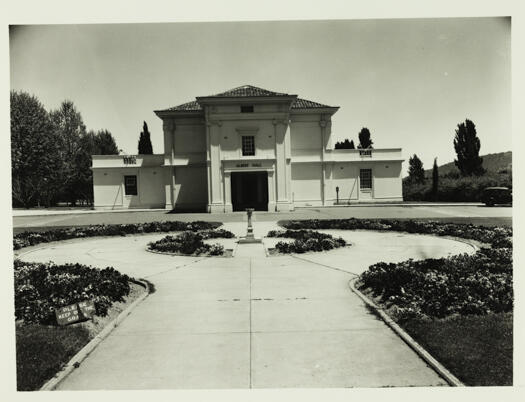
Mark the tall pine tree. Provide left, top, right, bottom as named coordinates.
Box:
left=138, top=121, right=153, bottom=154
left=453, top=119, right=484, bottom=176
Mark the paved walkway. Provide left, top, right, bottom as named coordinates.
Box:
left=17, top=223, right=477, bottom=389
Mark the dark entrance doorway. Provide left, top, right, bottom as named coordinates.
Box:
left=231, top=171, right=269, bottom=211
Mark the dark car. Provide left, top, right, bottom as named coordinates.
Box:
left=481, top=187, right=512, bottom=206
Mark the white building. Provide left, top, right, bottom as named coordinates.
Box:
left=92, top=85, right=404, bottom=212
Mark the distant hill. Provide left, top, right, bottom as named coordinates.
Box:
left=421, top=151, right=512, bottom=177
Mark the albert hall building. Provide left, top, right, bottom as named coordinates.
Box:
left=92, top=85, right=404, bottom=212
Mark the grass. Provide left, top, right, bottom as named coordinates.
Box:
left=16, top=323, right=92, bottom=391
left=401, top=312, right=513, bottom=386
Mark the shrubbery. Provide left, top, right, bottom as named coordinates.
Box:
left=280, top=218, right=512, bottom=248
left=358, top=247, right=513, bottom=320
left=267, top=229, right=347, bottom=254
left=402, top=172, right=512, bottom=202
left=147, top=229, right=235, bottom=256
left=13, top=220, right=221, bottom=250
left=14, top=260, right=132, bottom=325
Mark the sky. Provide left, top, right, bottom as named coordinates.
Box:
left=9, top=18, right=511, bottom=174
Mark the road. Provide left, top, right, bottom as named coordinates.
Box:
left=12, top=205, right=512, bottom=232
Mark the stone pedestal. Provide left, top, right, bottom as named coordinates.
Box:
left=238, top=208, right=262, bottom=244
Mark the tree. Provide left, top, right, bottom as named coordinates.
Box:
left=75, top=129, right=120, bottom=204
left=453, top=119, right=484, bottom=176
left=50, top=100, right=87, bottom=204
left=94, top=129, right=119, bottom=155
left=432, top=157, right=439, bottom=200
left=138, top=121, right=153, bottom=154
left=357, top=127, right=373, bottom=149
left=10, top=91, right=64, bottom=207
left=407, top=154, right=425, bottom=184
left=335, top=139, right=355, bottom=149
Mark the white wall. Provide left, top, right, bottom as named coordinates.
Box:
left=291, top=163, right=322, bottom=202
left=174, top=124, right=206, bottom=154
left=331, top=163, right=359, bottom=201
left=173, top=165, right=208, bottom=209
left=93, top=167, right=165, bottom=209
left=372, top=162, right=403, bottom=199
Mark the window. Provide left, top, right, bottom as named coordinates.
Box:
left=359, top=169, right=372, bottom=190
left=242, top=136, right=255, bottom=156
left=124, top=175, right=137, bottom=195
left=241, top=105, right=254, bottom=113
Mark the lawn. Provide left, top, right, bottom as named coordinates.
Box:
left=402, top=313, right=513, bottom=386
left=16, top=324, right=91, bottom=391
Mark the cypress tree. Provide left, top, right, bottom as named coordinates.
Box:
left=138, top=121, right=153, bottom=154
left=432, top=157, right=439, bottom=201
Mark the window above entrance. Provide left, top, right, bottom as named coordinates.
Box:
left=242, top=136, right=255, bottom=156
left=240, top=105, right=254, bottom=113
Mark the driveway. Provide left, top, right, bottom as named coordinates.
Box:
left=16, top=222, right=476, bottom=389
left=12, top=204, right=512, bottom=231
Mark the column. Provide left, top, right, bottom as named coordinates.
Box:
left=207, top=120, right=224, bottom=213
left=223, top=171, right=233, bottom=212
left=163, top=120, right=176, bottom=209
left=319, top=119, right=327, bottom=206
left=273, top=119, right=292, bottom=211
left=267, top=170, right=276, bottom=211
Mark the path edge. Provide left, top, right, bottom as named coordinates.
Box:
left=39, top=279, right=151, bottom=391
left=348, top=277, right=465, bottom=387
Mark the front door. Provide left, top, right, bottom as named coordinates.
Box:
left=231, top=172, right=269, bottom=211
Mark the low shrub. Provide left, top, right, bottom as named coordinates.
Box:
left=268, top=229, right=347, bottom=254
left=280, top=218, right=511, bottom=248
left=14, top=260, right=132, bottom=325
left=147, top=229, right=234, bottom=256
left=13, top=220, right=222, bottom=250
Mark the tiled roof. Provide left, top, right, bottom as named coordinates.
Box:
left=208, top=85, right=290, bottom=97
left=158, top=85, right=335, bottom=112
left=291, top=98, right=331, bottom=109
left=166, top=100, right=201, bottom=111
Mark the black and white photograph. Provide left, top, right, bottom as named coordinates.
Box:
left=2, top=1, right=523, bottom=400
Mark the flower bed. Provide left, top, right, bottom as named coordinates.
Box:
left=358, top=247, right=512, bottom=320
left=13, top=220, right=222, bottom=250
left=14, top=260, right=133, bottom=325
left=147, top=229, right=235, bottom=256
left=267, top=229, right=347, bottom=254
left=280, top=218, right=512, bottom=248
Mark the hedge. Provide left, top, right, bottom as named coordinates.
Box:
left=403, top=172, right=512, bottom=202
left=13, top=220, right=222, bottom=250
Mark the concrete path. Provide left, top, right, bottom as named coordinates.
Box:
left=16, top=223, right=477, bottom=389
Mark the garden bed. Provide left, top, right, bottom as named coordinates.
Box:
left=13, top=220, right=222, bottom=250
left=147, top=229, right=235, bottom=257
left=266, top=229, right=348, bottom=254
left=15, top=272, right=146, bottom=391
